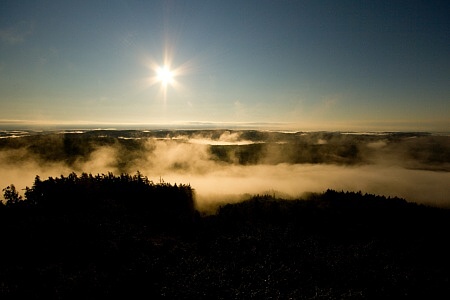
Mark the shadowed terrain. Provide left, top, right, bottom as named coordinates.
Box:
left=1, top=174, right=449, bottom=299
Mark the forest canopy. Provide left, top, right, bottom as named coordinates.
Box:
left=1, top=173, right=449, bottom=298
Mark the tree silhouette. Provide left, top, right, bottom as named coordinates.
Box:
left=2, top=184, right=22, bottom=206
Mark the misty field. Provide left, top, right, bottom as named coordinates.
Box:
left=1, top=130, right=449, bottom=298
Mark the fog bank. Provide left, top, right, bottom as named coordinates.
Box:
left=1, top=130, right=449, bottom=211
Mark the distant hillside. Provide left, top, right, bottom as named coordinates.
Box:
left=1, top=130, right=449, bottom=170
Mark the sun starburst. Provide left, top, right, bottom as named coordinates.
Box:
left=156, top=65, right=174, bottom=86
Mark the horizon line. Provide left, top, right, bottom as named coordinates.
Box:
left=0, top=119, right=448, bottom=133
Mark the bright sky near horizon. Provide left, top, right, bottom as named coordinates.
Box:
left=0, top=0, right=449, bottom=131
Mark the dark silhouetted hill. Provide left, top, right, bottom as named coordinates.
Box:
left=1, top=177, right=449, bottom=299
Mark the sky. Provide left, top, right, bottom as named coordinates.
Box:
left=0, top=0, right=449, bottom=131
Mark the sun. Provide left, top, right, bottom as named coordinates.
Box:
left=141, top=54, right=189, bottom=103
left=156, top=65, right=174, bottom=86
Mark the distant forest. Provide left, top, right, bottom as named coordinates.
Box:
left=1, top=172, right=449, bottom=298
left=1, top=130, right=449, bottom=171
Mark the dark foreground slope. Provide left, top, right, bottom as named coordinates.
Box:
left=1, top=175, right=449, bottom=299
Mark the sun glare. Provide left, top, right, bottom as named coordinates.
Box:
left=141, top=52, right=192, bottom=103
left=156, top=65, right=174, bottom=86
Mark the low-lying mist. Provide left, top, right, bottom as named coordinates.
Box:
left=1, top=130, right=449, bottom=210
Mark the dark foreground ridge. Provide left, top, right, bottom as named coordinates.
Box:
left=1, top=173, right=449, bottom=299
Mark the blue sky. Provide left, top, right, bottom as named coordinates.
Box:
left=0, top=0, right=449, bottom=131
